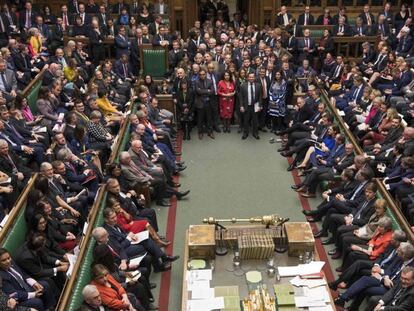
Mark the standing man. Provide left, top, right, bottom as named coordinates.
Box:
left=195, top=69, right=214, bottom=140
left=239, top=72, right=262, bottom=140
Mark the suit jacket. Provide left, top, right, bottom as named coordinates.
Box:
left=352, top=25, right=369, bottom=36
left=297, top=13, right=314, bottom=25
left=381, top=283, right=414, bottom=310
left=152, top=33, right=171, bottom=47
left=114, top=34, right=130, bottom=58
left=332, top=14, right=348, bottom=25
left=351, top=198, right=376, bottom=226
left=332, top=24, right=352, bottom=36
left=359, top=12, right=375, bottom=25
left=154, top=3, right=168, bottom=14
left=0, top=13, right=10, bottom=35
left=194, top=78, right=214, bottom=109
left=168, top=49, right=185, bottom=68
left=120, top=163, right=151, bottom=186
left=258, top=76, right=271, bottom=99
left=333, top=153, right=355, bottom=174
left=15, top=243, right=57, bottom=279
left=396, top=35, right=413, bottom=57
left=0, top=68, right=17, bottom=93
left=0, top=262, right=36, bottom=302
left=276, top=13, right=292, bottom=27
left=238, top=81, right=262, bottom=110
left=19, top=9, right=36, bottom=29
left=113, top=60, right=133, bottom=81
left=12, top=53, right=32, bottom=73
left=297, top=37, right=315, bottom=53
left=372, top=23, right=391, bottom=37
left=103, top=223, right=132, bottom=252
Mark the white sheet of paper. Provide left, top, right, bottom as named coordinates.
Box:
left=0, top=214, right=9, bottom=229
left=82, top=222, right=88, bottom=235
left=187, top=300, right=211, bottom=311
left=186, top=269, right=213, bottom=282
left=191, top=287, right=215, bottom=299
left=130, top=230, right=149, bottom=244
left=187, top=279, right=210, bottom=291
left=254, top=102, right=260, bottom=113
left=66, top=254, right=77, bottom=277
left=337, top=109, right=345, bottom=116
left=279, top=261, right=325, bottom=277
left=129, top=252, right=147, bottom=267
left=294, top=297, right=326, bottom=307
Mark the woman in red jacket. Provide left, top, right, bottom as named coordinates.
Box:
left=91, top=264, right=142, bottom=311
left=339, top=217, right=394, bottom=272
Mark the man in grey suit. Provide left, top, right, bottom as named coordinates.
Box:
left=195, top=69, right=215, bottom=139
left=154, top=0, right=168, bottom=14
left=0, top=59, right=17, bottom=102
left=239, top=72, right=262, bottom=140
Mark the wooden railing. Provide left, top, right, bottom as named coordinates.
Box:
left=318, top=86, right=414, bottom=244
left=22, top=67, right=47, bottom=96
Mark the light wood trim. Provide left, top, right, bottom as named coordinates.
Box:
left=22, top=68, right=47, bottom=97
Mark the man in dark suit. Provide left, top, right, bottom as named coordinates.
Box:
left=0, top=11, right=10, bottom=47
left=396, top=27, right=413, bottom=57
left=257, top=67, right=270, bottom=132
left=333, top=17, right=352, bottom=36
left=89, top=19, right=106, bottom=66
left=67, top=0, right=80, bottom=14
left=0, top=248, right=55, bottom=310
left=148, top=14, right=163, bottom=36
left=195, top=69, right=215, bottom=139
left=114, top=54, right=135, bottom=82
left=0, top=58, right=16, bottom=102
left=359, top=4, right=375, bottom=26
left=316, top=8, right=333, bottom=25
left=15, top=234, right=68, bottom=292
left=152, top=25, right=171, bottom=48
left=114, top=26, right=130, bottom=58
left=275, top=5, right=292, bottom=27
left=239, top=72, right=262, bottom=140
left=96, top=4, right=108, bottom=28
left=297, top=28, right=315, bottom=63
left=372, top=15, right=391, bottom=37
left=102, top=207, right=178, bottom=272
left=130, top=28, right=150, bottom=76
left=79, top=285, right=111, bottom=311
left=168, top=40, right=184, bottom=69
left=19, top=1, right=36, bottom=31
left=353, top=17, right=370, bottom=36
left=298, top=6, right=314, bottom=26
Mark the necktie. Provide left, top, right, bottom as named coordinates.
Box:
left=306, top=38, right=309, bottom=48
left=9, top=268, right=31, bottom=291
left=108, top=244, right=120, bottom=258
left=250, top=83, right=254, bottom=105
left=354, top=200, right=369, bottom=219
left=340, top=26, right=343, bottom=33
left=350, top=182, right=365, bottom=200
left=102, top=14, right=106, bottom=26
left=305, top=14, right=308, bottom=25
left=1, top=73, right=10, bottom=92
left=334, top=65, right=340, bottom=78
left=380, top=249, right=396, bottom=266
left=26, top=11, right=30, bottom=29
left=367, top=13, right=371, bottom=25
left=138, top=37, right=142, bottom=45
left=262, top=78, right=267, bottom=98
left=0, top=16, right=4, bottom=33
left=6, top=155, right=17, bottom=174
left=123, top=64, right=127, bottom=78
left=7, top=123, right=23, bottom=140
left=391, top=287, right=405, bottom=305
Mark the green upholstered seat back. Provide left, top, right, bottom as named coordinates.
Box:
left=65, top=194, right=107, bottom=311
left=27, top=79, right=43, bottom=114
left=142, top=49, right=166, bottom=79
left=310, top=29, right=324, bottom=38
left=2, top=208, right=27, bottom=255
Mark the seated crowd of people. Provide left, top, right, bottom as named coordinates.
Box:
left=0, top=0, right=413, bottom=310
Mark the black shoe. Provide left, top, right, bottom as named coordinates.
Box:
left=287, top=164, right=295, bottom=171
left=277, top=147, right=287, bottom=152
left=156, top=199, right=171, bottom=207
left=164, top=255, right=180, bottom=262
left=154, top=262, right=172, bottom=272
left=307, top=216, right=321, bottom=223
left=302, top=210, right=318, bottom=216
left=328, top=281, right=338, bottom=291
left=334, top=297, right=345, bottom=307
left=314, top=230, right=328, bottom=238
left=328, top=248, right=337, bottom=255
left=176, top=165, right=187, bottom=172
left=291, top=184, right=302, bottom=190
left=281, top=151, right=293, bottom=157
left=150, top=283, right=157, bottom=289
left=176, top=190, right=190, bottom=199
left=253, top=134, right=260, bottom=140
left=322, top=238, right=334, bottom=245
left=242, top=134, right=248, bottom=140
left=275, top=130, right=286, bottom=136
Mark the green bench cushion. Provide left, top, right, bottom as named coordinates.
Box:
left=2, top=208, right=27, bottom=255
left=27, top=80, right=43, bottom=114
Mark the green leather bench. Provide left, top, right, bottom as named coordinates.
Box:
left=2, top=208, right=28, bottom=255
left=27, top=78, right=43, bottom=115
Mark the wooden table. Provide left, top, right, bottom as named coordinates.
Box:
left=181, top=224, right=336, bottom=310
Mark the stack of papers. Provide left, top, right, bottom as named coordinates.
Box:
left=187, top=297, right=225, bottom=311
left=289, top=276, right=327, bottom=288
left=278, top=261, right=325, bottom=277
left=293, top=285, right=331, bottom=308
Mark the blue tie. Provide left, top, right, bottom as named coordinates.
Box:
left=380, top=249, right=396, bottom=267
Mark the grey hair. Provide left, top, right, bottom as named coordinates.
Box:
left=91, top=227, right=107, bottom=241
left=82, top=284, right=99, bottom=300
left=378, top=217, right=393, bottom=231
left=39, top=162, right=52, bottom=172
left=399, top=242, right=414, bottom=260
left=393, top=230, right=408, bottom=243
